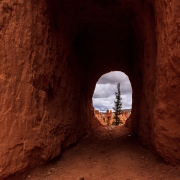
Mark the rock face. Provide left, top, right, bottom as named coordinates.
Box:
left=94, top=109, right=130, bottom=125
left=0, top=0, right=180, bottom=179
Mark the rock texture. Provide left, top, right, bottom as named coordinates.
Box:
left=0, top=1, right=91, bottom=179
left=0, top=0, right=180, bottom=179
left=152, top=0, right=180, bottom=164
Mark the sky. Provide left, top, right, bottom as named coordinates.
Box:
left=92, top=71, right=132, bottom=112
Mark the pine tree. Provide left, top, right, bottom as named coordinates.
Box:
left=112, top=83, right=123, bottom=126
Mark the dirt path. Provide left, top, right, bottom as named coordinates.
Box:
left=27, top=125, right=180, bottom=180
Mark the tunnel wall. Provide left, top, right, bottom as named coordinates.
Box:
left=152, top=0, right=180, bottom=163
left=132, top=0, right=157, bottom=149
left=129, top=0, right=180, bottom=163
left=0, top=0, right=91, bottom=179
left=132, top=0, right=180, bottom=163
left=0, top=0, right=180, bottom=179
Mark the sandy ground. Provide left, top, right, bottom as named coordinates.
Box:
left=26, top=125, right=180, bottom=180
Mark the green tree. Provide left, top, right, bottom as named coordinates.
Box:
left=112, top=83, right=123, bottom=126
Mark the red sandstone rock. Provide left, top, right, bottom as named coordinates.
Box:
left=125, top=117, right=132, bottom=129
left=0, top=0, right=180, bottom=179
left=94, top=109, right=130, bottom=126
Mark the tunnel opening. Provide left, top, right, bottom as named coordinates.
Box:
left=92, top=71, right=132, bottom=127
left=3, top=0, right=180, bottom=179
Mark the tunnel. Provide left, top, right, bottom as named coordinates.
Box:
left=0, top=0, right=180, bottom=179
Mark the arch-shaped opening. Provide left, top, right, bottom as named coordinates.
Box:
left=92, top=71, right=132, bottom=126
left=4, top=0, right=180, bottom=179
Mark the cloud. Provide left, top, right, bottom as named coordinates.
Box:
left=92, top=71, right=132, bottom=111
left=97, top=71, right=128, bottom=85
left=93, top=84, right=116, bottom=98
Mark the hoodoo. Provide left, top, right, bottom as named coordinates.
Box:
left=0, top=0, right=180, bottom=179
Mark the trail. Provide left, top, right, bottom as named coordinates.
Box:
left=28, top=125, right=180, bottom=180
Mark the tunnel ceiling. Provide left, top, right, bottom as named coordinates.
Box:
left=51, top=0, right=142, bottom=76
